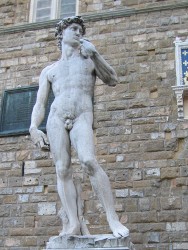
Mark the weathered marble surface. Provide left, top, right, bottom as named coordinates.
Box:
left=46, top=234, right=135, bottom=250
left=30, top=16, right=129, bottom=238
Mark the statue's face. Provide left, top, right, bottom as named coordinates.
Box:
left=62, top=23, right=83, bottom=47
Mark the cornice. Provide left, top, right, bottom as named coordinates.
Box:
left=0, top=1, right=188, bottom=35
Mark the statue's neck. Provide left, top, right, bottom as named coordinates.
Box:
left=61, top=43, right=80, bottom=60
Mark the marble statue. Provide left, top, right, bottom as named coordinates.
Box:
left=30, top=16, right=129, bottom=238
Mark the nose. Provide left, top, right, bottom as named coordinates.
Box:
left=75, top=29, right=80, bottom=36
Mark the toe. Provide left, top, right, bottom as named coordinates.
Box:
left=113, top=231, right=121, bottom=238
left=122, top=228, right=129, bottom=237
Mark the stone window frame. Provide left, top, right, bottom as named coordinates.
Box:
left=29, top=0, right=78, bottom=23
left=172, top=37, right=188, bottom=120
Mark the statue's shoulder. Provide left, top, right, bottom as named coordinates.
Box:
left=41, top=62, right=57, bottom=75
left=39, top=63, right=58, bottom=84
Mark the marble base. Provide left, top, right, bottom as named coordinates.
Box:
left=46, top=234, right=135, bottom=250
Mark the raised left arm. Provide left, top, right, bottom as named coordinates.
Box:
left=80, top=39, right=118, bottom=86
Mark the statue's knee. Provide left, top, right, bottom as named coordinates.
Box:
left=81, top=158, right=97, bottom=176
left=56, top=161, right=71, bottom=179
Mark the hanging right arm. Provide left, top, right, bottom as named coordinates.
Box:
left=29, top=66, right=51, bottom=150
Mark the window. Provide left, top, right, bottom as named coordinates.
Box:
left=172, top=37, right=188, bottom=119
left=59, top=0, right=76, bottom=19
left=0, top=86, right=54, bottom=136
left=29, top=0, right=77, bottom=23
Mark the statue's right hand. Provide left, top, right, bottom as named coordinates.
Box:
left=29, top=127, right=50, bottom=151
left=80, top=39, right=97, bottom=58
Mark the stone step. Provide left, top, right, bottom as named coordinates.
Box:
left=46, top=234, right=135, bottom=250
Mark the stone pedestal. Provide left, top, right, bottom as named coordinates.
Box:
left=46, top=234, right=135, bottom=250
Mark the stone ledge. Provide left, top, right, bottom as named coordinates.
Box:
left=46, top=234, right=135, bottom=250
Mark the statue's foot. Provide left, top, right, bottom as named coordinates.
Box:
left=109, top=220, right=129, bottom=238
left=59, top=224, right=81, bottom=236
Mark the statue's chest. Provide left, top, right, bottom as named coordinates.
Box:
left=52, top=57, right=93, bottom=81
left=48, top=58, right=95, bottom=94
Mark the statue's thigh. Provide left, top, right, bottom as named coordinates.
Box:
left=70, top=118, right=95, bottom=159
left=47, top=116, right=71, bottom=160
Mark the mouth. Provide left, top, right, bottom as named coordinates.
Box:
left=74, top=36, right=80, bottom=40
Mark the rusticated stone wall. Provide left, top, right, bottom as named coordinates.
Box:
left=0, top=0, right=30, bottom=27
left=0, top=1, right=188, bottom=250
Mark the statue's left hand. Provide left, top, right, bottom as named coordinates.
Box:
left=80, top=39, right=97, bottom=58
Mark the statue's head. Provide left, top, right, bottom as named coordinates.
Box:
left=55, top=16, right=86, bottom=50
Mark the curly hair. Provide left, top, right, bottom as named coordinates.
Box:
left=55, top=16, right=86, bottom=50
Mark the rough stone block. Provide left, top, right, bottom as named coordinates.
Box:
left=0, top=205, right=10, bottom=217
left=139, top=198, right=150, bottom=211
left=151, top=132, right=165, bottom=139
left=144, top=141, right=164, bottom=152
left=9, top=228, right=34, bottom=236
left=23, top=177, right=39, bottom=186
left=0, top=163, right=11, bottom=170
left=116, top=155, right=125, bottom=162
left=16, top=150, right=29, bottom=161
left=24, top=236, right=37, bottom=246
left=147, top=232, right=160, bottom=243
left=25, top=216, right=35, bottom=227
left=24, top=168, right=41, bottom=175
left=18, top=194, right=29, bottom=203
left=3, top=195, right=17, bottom=204
left=24, top=161, right=37, bottom=168
left=0, top=187, right=13, bottom=195
left=125, top=199, right=138, bottom=212
left=173, top=243, right=188, bottom=249
left=145, top=168, right=160, bottom=178
left=132, top=169, right=142, bottom=181
left=40, top=174, right=56, bottom=185
left=161, top=167, right=179, bottom=180
left=130, top=190, right=144, bottom=198
left=115, top=189, right=129, bottom=198
left=38, top=202, right=56, bottom=215
left=34, top=186, right=44, bottom=193
left=22, top=204, right=37, bottom=215
left=160, top=197, right=182, bottom=210
left=180, top=166, right=188, bottom=177
left=30, top=194, right=48, bottom=202
left=115, top=204, right=124, bottom=212
left=5, top=238, right=21, bottom=247
left=166, top=222, right=186, bottom=232
left=130, top=211, right=157, bottom=223
left=36, top=159, right=53, bottom=167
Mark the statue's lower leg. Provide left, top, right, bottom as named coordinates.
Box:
left=89, top=165, right=129, bottom=237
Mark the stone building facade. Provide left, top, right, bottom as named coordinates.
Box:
left=0, top=0, right=188, bottom=249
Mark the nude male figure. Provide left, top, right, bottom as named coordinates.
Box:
left=30, top=16, right=129, bottom=238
